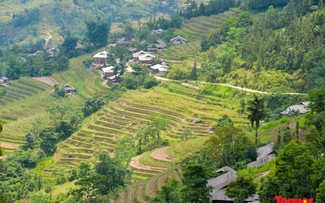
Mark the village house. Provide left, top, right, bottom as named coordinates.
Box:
left=138, top=53, right=155, bottom=65
left=132, top=50, right=148, bottom=61
left=151, top=29, right=164, bottom=35
left=28, top=50, right=43, bottom=57
left=247, top=142, right=276, bottom=167
left=280, top=102, right=311, bottom=115
left=208, top=166, right=260, bottom=203
left=102, top=66, right=115, bottom=78
left=75, top=42, right=86, bottom=50
left=170, top=35, right=188, bottom=45
left=147, top=39, right=167, bottom=52
left=0, top=76, right=9, bottom=85
left=128, top=47, right=138, bottom=53
left=47, top=47, right=60, bottom=58
left=92, top=51, right=109, bottom=68
left=149, top=64, right=168, bottom=75
left=115, top=37, right=131, bottom=46
left=64, top=85, right=77, bottom=95
left=107, top=74, right=120, bottom=83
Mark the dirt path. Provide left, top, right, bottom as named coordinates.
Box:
left=254, top=171, right=270, bottom=182
left=1, top=142, right=20, bottom=149
left=0, top=155, right=6, bottom=160
left=154, top=76, right=307, bottom=96
left=130, top=156, right=167, bottom=172
left=45, top=32, right=52, bottom=47
left=151, top=147, right=174, bottom=162
left=33, top=76, right=59, bottom=87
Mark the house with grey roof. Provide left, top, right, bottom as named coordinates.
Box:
left=147, top=39, right=167, bottom=52
left=208, top=166, right=260, bottom=203
left=0, top=76, right=9, bottom=85
left=151, top=29, right=164, bottom=35
left=170, top=35, right=188, bottom=45
left=92, top=51, right=109, bottom=68
left=150, top=64, right=169, bottom=75
left=64, top=85, right=77, bottom=95
left=116, top=37, right=131, bottom=46
left=47, top=47, right=60, bottom=58
left=280, top=102, right=311, bottom=115
left=75, top=43, right=86, bottom=50
left=247, top=142, right=275, bottom=168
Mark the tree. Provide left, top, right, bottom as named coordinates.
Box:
left=190, top=62, right=198, bottom=80
left=61, top=36, right=78, bottom=58
left=275, top=141, right=313, bottom=197
left=85, top=19, right=110, bottom=48
left=151, top=179, right=181, bottom=203
left=316, top=180, right=325, bottom=203
left=215, top=115, right=234, bottom=129
left=205, top=127, right=257, bottom=166
left=46, top=103, right=72, bottom=124
left=148, top=113, right=170, bottom=139
left=247, top=95, right=265, bottom=145
left=144, top=76, right=159, bottom=89
left=114, top=136, right=137, bottom=167
left=309, top=85, right=325, bottom=113
left=53, top=85, right=66, bottom=98
left=24, top=133, right=35, bottom=149
left=39, top=128, right=58, bottom=156
left=226, top=176, right=256, bottom=203
left=181, top=163, right=212, bottom=203
left=258, top=176, right=281, bottom=203
left=82, top=96, right=104, bottom=117
left=93, top=153, right=128, bottom=194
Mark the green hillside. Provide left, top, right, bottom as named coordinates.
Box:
left=51, top=82, right=247, bottom=171
left=0, top=0, right=175, bottom=48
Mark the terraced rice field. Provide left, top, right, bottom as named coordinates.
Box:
left=52, top=53, right=108, bottom=98
left=109, top=169, right=181, bottom=203
left=0, top=53, right=106, bottom=146
left=161, top=10, right=237, bottom=61
left=176, top=10, right=237, bottom=39
left=0, top=78, right=52, bottom=145
left=161, top=41, right=201, bottom=60
left=51, top=82, right=246, bottom=171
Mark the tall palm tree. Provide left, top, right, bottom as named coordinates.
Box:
left=248, top=95, right=265, bottom=145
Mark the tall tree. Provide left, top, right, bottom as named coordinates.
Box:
left=85, top=19, right=110, bottom=48
left=190, top=62, right=198, bottom=80
left=181, top=163, right=212, bottom=203
left=226, top=176, right=256, bottom=203
left=247, top=95, right=265, bottom=145
left=93, top=153, right=128, bottom=194
left=309, top=85, right=325, bottom=113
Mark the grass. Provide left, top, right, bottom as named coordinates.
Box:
left=51, top=180, right=78, bottom=199
left=237, top=160, right=276, bottom=181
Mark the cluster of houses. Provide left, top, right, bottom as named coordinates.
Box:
left=90, top=30, right=189, bottom=83
left=208, top=143, right=276, bottom=203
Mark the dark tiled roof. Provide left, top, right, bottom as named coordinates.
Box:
left=247, top=142, right=275, bottom=167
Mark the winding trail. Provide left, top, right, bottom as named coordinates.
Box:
left=151, top=147, right=174, bottom=162
left=130, top=156, right=167, bottom=172
left=154, top=76, right=307, bottom=96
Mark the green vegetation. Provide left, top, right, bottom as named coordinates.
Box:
left=0, top=0, right=324, bottom=202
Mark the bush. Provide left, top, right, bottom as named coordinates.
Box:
left=144, top=76, right=158, bottom=89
